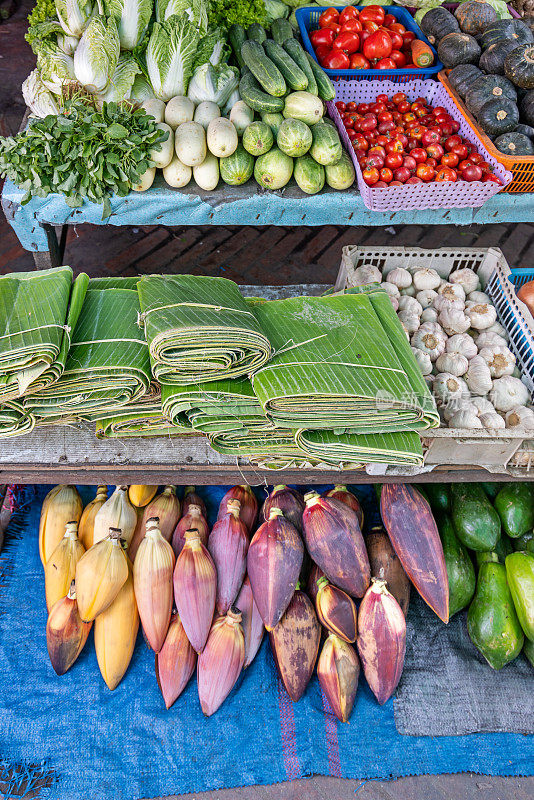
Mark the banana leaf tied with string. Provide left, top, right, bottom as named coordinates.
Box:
left=26, top=287, right=152, bottom=421
left=137, top=275, right=271, bottom=385
left=294, top=429, right=424, bottom=467
left=250, top=290, right=439, bottom=433
left=0, top=267, right=88, bottom=403
left=95, top=382, right=191, bottom=437
left=0, top=400, right=36, bottom=438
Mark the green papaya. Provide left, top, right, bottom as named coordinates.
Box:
left=524, top=638, right=534, bottom=668
left=494, top=483, right=534, bottom=538
left=480, top=482, right=504, bottom=500
left=438, top=514, right=475, bottom=617
left=424, top=484, right=450, bottom=514
left=467, top=560, right=524, bottom=670
left=513, top=530, right=534, bottom=554
left=505, top=551, right=534, bottom=641
left=475, top=533, right=514, bottom=567
left=451, top=483, right=501, bottom=552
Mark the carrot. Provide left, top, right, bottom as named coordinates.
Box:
left=411, top=40, right=434, bottom=68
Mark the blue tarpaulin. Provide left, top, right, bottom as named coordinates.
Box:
left=0, top=485, right=532, bottom=800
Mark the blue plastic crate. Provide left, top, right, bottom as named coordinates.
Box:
left=296, top=5, right=443, bottom=83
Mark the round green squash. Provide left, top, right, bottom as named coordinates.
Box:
left=448, top=63, right=483, bottom=97
left=466, top=75, right=517, bottom=117
left=479, top=40, right=522, bottom=77
left=480, top=19, right=533, bottom=51
left=477, top=96, right=519, bottom=136
left=219, top=144, right=254, bottom=186
left=505, top=44, right=534, bottom=90
left=420, top=6, right=459, bottom=45
left=438, top=32, right=481, bottom=68
left=455, top=1, right=497, bottom=37
left=494, top=132, right=534, bottom=156
left=520, top=89, right=534, bottom=125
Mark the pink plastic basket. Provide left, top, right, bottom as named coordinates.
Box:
left=327, top=79, right=513, bottom=212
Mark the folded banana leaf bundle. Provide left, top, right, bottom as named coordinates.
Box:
left=26, top=288, right=152, bottom=421
left=295, top=429, right=424, bottom=467
left=0, top=401, right=35, bottom=438
left=137, top=275, right=271, bottom=385
left=250, top=290, right=439, bottom=433
left=0, top=267, right=88, bottom=403
left=95, top=381, right=191, bottom=438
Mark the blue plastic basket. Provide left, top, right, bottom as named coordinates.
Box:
left=486, top=264, right=534, bottom=394
left=296, top=5, right=443, bottom=82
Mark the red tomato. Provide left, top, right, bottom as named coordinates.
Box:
left=339, top=5, right=359, bottom=22
left=482, top=173, right=502, bottom=184
left=398, top=100, right=411, bottom=113
left=362, top=166, right=380, bottom=185
left=380, top=167, right=393, bottom=183
left=478, top=160, right=491, bottom=173
left=444, top=135, right=462, bottom=152
left=421, top=129, right=440, bottom=147
left=468, top=152, right=484, bottom=164
left=322, top=50, right=350, bottom=69
left=378, top=120, right=396, bottom=133
left=415, top=107, right=428, bottom=118
left=441, top=152, right=459, bottom=168
left=343, top=18, right=363, bottom=32
left=458, top=159, right=472, bottom=172
left=451, top=142, right=469, bottom=160
left=352, top=133, right=368, bottom=150
left=391, top=111, right=402, bottom=123
left=396, top=133, right=409, bottom=147
left=376, top=134, right=391, bottom=147
left=363, top=29, right=393, bottom=60
left=377, top=111, right=393, bottom=123
left=376, top=57, right=396, bottom=68
left=406, top=175, right=423, bottom=184
left=360, top=29, right=371, bottom=44
left=407, top=137, right=418, bottom=150
left=411, top=147, right=427, bottom=163
left=450, top=119, right=461, bottom=133
left=393, top=166, right=411, bottom=182
left=389, top=22, right=406, bottom=33
left=403, top=111, right=417, bottom=123
left=357, top=102, right=370, bottom=114
left=376, top=93, right=389, bottom=103
left=327, top=22, right=341, bottom=33
left=438, top=122, right=454, bottom=137
left=435, top=167, right=457, bottom=182
left=386, top=152, right=404, bottom=169
left=359, top=5, right=385, bottom=24
left=402, top=31, right=416, bottom=46
left=350, top=53, right=370, bottom=69
left=383, top=13, right=396, bottom=26
left=427, top=143, right=444, bottom=160
left=416, top=163, right=435, bottom=182
left=426, top=157, right=438, bottom=169
left=344, top=101, right=357, bottom=112
left=390, top=180, right=403, bottom=186
left=354, top=147, right=367, bottom=160
left=403, top=155, right=417, bottom=172
left=462, top=164, right=483, bottom=182
left=319, top=7, right=339, bottom=27
left=335, top=101, right=346, bottom=112
left=343, top=115, right=354, bottom=128
left=311, top=29, right=335, bottom=48
left=363, top=20, right=380, bottom=32
left=368, top=145, right=386, bottom=158
left=385, top=139, right=404, bottom=154
left=392, top=92, right=407, bottom=104
left=315, top=44, right=331, bottom=62
left=374, top=181, right=389, bottom=187
left=333, top=31, right=360, bottom=52
left=388, top=31, right=404, bottom=50
left=347, top=128, right=358, bottom=141
left=390, top=49, right=407, bottom=67
left=364, top=153, right=385, bottom=169
left=410, top=125, right=428, bottom=141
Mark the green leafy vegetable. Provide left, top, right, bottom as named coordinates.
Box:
left=0, top=101, right=167, bottom=218
left=73, top=14, right=120, bottom=94
left=102, top=0, right=153, bottom=50
left=208, top=0, right=266, bottom=30
left=146, top=13, right=200, bottom=101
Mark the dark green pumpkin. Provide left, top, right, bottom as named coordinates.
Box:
left=479, top=39, right=522, bottom=76
left=448, top=63, right=483, bottom=97
left=515, top=123, right=534, bottom=139
left=480, top=19, right=533, bottom=51
left=438, top=32, right=481, bottom=68
left=466, top=75, right=517, bottom=116
left=523, top=15, right=534, bottom=36
left=477, top=96, right=519, bottom=136
left=505, top=44, right=534, bottom=90
left=494, top=132, right=534, bottom=156
left=520, top=89, right=534, bottom=125
left=421, top=6, right=460, bottom=45
left=455, top=1, right=497, bottom=37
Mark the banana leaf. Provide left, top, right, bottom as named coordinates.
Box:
left=26, top=288, right=152, bottom=419
left=295, top=429, right=424, bottom=467
left=0, top=267, right=88, bottom=402
left=250, top=291, right=438, bottom=432
left=0, top=401, right=35, bottom=438
left=95, top=407, right=192, bottom=438
left=88, top=277, right=141, bottom=290
left=137, top=275, right=271, bottom=384
left=208, top=427, right=307, bottom=461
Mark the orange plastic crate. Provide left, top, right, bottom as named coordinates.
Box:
left=438, top=70, right=534, bottom=194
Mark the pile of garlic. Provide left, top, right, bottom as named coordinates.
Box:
left=352, top=262, right=534, bottom=431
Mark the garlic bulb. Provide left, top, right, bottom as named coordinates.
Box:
left=438, top=282, right=466, bottom=304
left=354, top=264, right=381, bottom=286
left=424, top=374, right=434, bottom=390
left=435, top=352, right=469, bottom=377
left=401, top=285, right=416, bottom=297
left=449, top=409, right=483, bottom=429
left=398, top=296, right=423, bottom=316
left=434, top=373, right=469, bottom=404
left=466, top=356, right=493, bottom=396
left=443, top=397, right=476, bottom=422
left=446, top=333, right=478, bottom=360
left=505, top=405, right=534, bottom=429
left=398, top=310, right=420, bottom=334
left=478, top=345, right=516, bottom=378
left=411, top=346, right=432, bottom=376
left=390, top=296, right=399, bottom=312
left=387, top=267, right=412, bottom=289
left=421, top=307, right=438, bottom=323
left=490, top=376, right=530, bottom=412
left=465, top=302, right=497, bottom=331
left=412, top=268, right=441, bottom=292
left=380, top=281, right=400, bottom=300
left=433, top=294, right=464, bottom=313
left=486, top=321, right=508, bottom=340
left=468, top=290, right=491, bottom=304
left=438, top=306, right=470, bottom=336
left=411, top=322, right=447, bottom=361
left=479, top=412, right=506, bottom=430
left=449, top=268, right=479, bottom=295
left=476, top=330, right=508, bottom=350
left=471, top=397, right=495, bottom=416
left=416, top=289, right=437, bottom=309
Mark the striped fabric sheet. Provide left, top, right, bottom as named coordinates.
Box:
left=138, top=275, right=271, bottom=385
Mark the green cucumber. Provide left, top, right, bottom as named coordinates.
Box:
left=247, top=23, right=267, bottom=43
left=467, top=560, right=524, bottom=670
left=424, top=484, right=451, bottom=514
left=283, top=38, right=318, bottom=96
left=239, top=71, right=284, bottom=113
left=450, top=483, right=501, bottom=552
left=241, top=40, right=287, bottom=97
left=475, top=533, right=514, bottom=567
left=271, top=18, right=294, bottom=45
left=505, top=551, right=534, bottom=641
left=494, top=483, right=534, bottom=538
left=277, top=117, right=312, bottom=157
left=242, top=121, right=273, bottom=155
left=219, top=144, right=254, bottom=186
left=513, top=530, right=534, bottom=554
left=325, top=151, right=355, bottom=190
left=261, top=111, right=284, bottom=135
left=293, top=154, right=325, bottom=194
left=263, top=39, right=308, bottom=91
left=309, top=121, right=342, bottom=165
left=305, top=52, right=336, bottom=101
left=229, top=24, right=247, bottom=68
left=438, top=514, right=475, bottom=617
